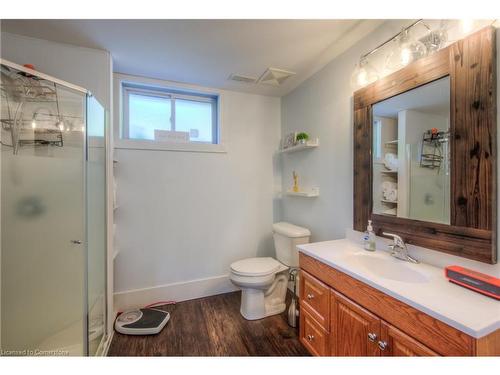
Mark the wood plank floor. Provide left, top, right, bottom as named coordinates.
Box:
left=108, top=291, right=309, bottom=356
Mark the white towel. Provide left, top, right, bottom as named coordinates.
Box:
left=383, top=189, right=398, bottom=202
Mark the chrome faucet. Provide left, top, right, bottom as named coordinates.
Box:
left=383, top=232, right=419, bottom=264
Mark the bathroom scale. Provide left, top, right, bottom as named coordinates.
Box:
left=114, top=308, right=170, bottom=335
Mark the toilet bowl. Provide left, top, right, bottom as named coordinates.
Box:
left=230, top=222, right=311, bottom=320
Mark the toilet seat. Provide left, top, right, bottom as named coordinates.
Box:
left=230, top=257, right=281, bottom=277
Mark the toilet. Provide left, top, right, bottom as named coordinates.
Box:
left=230, top=222, right=311, bottom=320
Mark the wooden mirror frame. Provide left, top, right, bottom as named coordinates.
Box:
left=353, top=26, right=497, bottom=264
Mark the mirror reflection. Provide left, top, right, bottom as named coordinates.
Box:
left=372, top=76, right=450, bottom=224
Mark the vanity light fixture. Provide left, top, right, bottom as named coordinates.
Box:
left=352, top=19, right=448, bottom=89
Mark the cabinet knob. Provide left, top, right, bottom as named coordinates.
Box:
left=378, top=340, right=388, bottom=351
left=307, top=334, right=315, bottom=341
left=306, top=293, right=315, bottom=300
left=367, top=332, right=377, bottom=342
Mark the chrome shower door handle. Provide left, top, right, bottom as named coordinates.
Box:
left=71, top=240, right=82, bottom=245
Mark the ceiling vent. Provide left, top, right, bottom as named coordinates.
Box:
left=228, top=73, right=257, bottom=84
left=258, top=68, right=296, bottom=86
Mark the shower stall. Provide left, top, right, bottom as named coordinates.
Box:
left=0, top=59, right=108, bottom=356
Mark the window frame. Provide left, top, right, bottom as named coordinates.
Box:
left=115, top=74, right=225, bottom=153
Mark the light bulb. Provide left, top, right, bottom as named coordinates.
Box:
left=385, top=28, right=427, bottom=73
left=31, top=120, right=36, bottom=129
left=351, top=58, right=379, bottom=90
left=357, top=69, right=368, bottom=86
left=58, top=122, right=64, bottom=131
left=401, top=47, right=412, bottom=66
left=461, top=19, right=474, bottom=34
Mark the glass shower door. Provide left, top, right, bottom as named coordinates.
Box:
left=1, top=63, right=86, bottom=355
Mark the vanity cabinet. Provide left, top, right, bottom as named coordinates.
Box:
left=299, top=252, right=500, bottom=357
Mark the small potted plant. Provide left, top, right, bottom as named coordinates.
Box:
left=296, top=132, right=309, bottom=145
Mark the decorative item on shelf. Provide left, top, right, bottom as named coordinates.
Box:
left=292, top=171, right=299, bottom=192
left=282, top=132, right=297, bottom=150
left=295, top=132, right=309, bottom=145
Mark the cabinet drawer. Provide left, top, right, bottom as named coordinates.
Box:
left=300, top=270, right=330, bottom=330
left=300, top=307, right=329, bottom=356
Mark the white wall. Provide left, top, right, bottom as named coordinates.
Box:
left=280, top=22, right=500, bottom=274
left=113, top=74, right=281, bottom=309
left=0, top=32, right=114, bottom=347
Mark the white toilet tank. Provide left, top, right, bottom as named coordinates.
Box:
left=272, top=222, right=311, bottom=267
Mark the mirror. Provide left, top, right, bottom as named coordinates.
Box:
left=354, top=27, right=496, bottom=263
left=372, top=77, right=450, bottom=224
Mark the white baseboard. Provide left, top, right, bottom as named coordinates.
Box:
left=114, top=274, right=238, bottom=312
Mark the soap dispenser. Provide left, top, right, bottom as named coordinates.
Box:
left=364, top=220, right=376, bottom=252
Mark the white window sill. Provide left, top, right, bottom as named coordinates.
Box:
left=114, top=139, right=227, bottom=153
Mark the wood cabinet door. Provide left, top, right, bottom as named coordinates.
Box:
left=380, top=321, right=439, bottom=356
left=331, top=290, right=381, bottom=356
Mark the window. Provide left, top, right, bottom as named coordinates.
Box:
left=373, top=119, right=382, bottom=160
left=122, top=83, right=219, bottom=145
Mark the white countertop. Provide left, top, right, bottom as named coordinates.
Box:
left=297, top=238, right=500, bottom=338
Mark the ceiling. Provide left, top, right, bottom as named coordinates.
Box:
left=1, top=19, right=385, bottom=96
left=373, top=76, right=450, bottom=119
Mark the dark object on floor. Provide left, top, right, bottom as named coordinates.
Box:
left=108, top=291, right=309, bottom=356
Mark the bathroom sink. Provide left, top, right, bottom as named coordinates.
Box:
left=352, top=252, right=430, bottom=283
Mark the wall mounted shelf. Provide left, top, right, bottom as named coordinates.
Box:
left=280, top=138, right=319, bottom=153
left=380, top=170, right=398, bottom=174
left=285, top=188, right=319, bottom=197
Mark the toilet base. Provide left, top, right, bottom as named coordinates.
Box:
left=239, top=273, right=288, bottom=320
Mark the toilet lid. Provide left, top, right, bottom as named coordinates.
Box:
left=230, top=257, right=281, bottom=277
